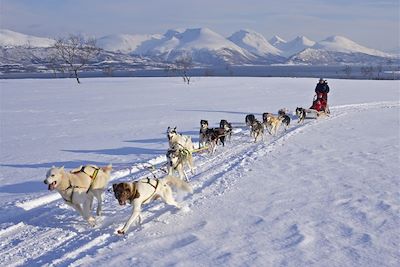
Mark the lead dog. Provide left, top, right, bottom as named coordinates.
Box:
left=166, top=143, right=195, bottom=181
left=44, top=164, right=112, bottom=226
left=113, top=175, right=193, bottom=235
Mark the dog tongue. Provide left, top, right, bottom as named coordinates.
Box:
left=48, top=182, right=56, bottom=190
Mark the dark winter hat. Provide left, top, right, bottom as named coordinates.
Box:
left=319, top=78, right=324, bottom=81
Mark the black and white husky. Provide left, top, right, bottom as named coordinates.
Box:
left=166, top=143, right=195, bottom=181
left=245, top=114, right=256, bottom=137
left=295, top=107, right=307, bottom=124
left=219, top=119, right=232, bottom=141
left=245, top=114, right=256, bottom=127
left=278, top=109, right=291, bottom=130
left=251, top=120, right=264, bottom=142
left=205, top=127, right=226, bottom=154
left=199, top=120, right=209, bottom=148
left=167, top=126, right=195, bottom=151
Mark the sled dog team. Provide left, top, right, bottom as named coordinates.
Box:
left=44, top=108, right=306, bottom=235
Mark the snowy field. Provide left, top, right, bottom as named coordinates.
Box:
left=0, top=77, right=399, bottom=267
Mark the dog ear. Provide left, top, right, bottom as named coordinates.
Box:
left=122, top=183, right=132, bottom=192
left=112, top=184, right=117, bottom=192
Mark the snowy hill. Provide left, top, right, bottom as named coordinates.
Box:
left=0, top=77, right=398, bottom=266
left=269, top=35, right=287, bottom=47
left=97, top=33, right=162, bottom=54
left=228, top=30, right=281, bottom=56
left=0, top=29, right=54, bottom=48
left=288, top=48, right=392, bottom=65
left=313, top=35, right=393, bottom=58
left=0, top=28, right=396, bottom=69
left=132, top=27, right=256, bottom=65
left=277, top=36, right=316, bottom=57
left=288, top=36, right=396, bottom=64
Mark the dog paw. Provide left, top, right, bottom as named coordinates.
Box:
left=117, top=229, right=125, bottom=235
left=88, top=217, right=96, bottom=227
left=180, top=205, right=191, bottom=213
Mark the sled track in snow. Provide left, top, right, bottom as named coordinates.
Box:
left=1, top=101, right=398, bottom=266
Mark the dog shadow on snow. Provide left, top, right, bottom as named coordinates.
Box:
left=0, top=160, right=110, bottom=170
left=0, top=181, right=44, bottom=194
left=62, top=146, right=166, bottom=156
left=124, top=137, right=166, bottom=144
left=126, top=131, right=199, bottom=146
left=177, top=108, right=262, bottom=116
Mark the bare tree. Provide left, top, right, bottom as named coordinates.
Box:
left=53, top=34, right=101, bottom=84
left=47, top=52, right=62, bottom=78
left=174, top=54, right=193, bottom=84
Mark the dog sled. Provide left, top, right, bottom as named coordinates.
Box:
left=306, top=92, right=330, bottom=118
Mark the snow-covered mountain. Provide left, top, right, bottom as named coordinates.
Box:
left=288, top=35, right=395, bottom=64
left=0, top=29, right=54, bottom=48
left=313, top=35, right=392, bottom=58
left=97, top=33, right=162, bottom=54
left=288, top=48, right=391, bottom=65
left=268, top=35, right=286, bottom=47
left=0, top=28, right=396, bottom=69
left=276, top=36, right=316, bottom=57
left=132, top=28, right=256, bottom=65
left=228, top=30, right=281, bottom=56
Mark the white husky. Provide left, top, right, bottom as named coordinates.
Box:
left=44, top=165, right=112, bottom=226
left=166, top=127, right=196, bottom=180
left=166, top=143, right=195, bottom=181
left=167, top=126, right=195, bottom=151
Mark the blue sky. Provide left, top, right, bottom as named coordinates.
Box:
left=0, top=0, right=399, bottom=51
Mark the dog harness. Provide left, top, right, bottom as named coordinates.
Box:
left=71, top=165, right=100, bottom=193
left=141, top=178, right=160, bottom=204
left=59, top=180, right=84, bottom=203
left=167, top=146, right=192, bottom=173
left=176, top=143, right=192, bottom=155
left=58, top=166, right=101, bottom=203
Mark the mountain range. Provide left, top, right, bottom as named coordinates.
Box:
left=0, top=28, right=397, bottom=70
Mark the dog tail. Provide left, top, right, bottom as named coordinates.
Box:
left=163, top=175, right=193, bottom=194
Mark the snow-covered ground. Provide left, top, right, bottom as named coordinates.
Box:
left=0, top=77, right=399, bottom=266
